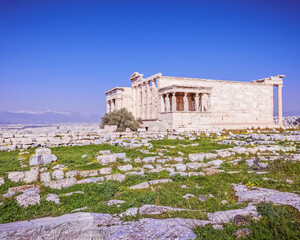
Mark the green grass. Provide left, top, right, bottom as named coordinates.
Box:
left=149, top=138, right=232, bottom=157
left=0, top=131, right=299, bottom=240
left=0, top=137, right=231, bottom=174
left=193, top=203, right=300, bottom=240
left=0, top=151, right=25, bottom=176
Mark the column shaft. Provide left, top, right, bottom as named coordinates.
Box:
left=146, top=81, right=151, bottom=119
left=136, top=86, right=139, bottom=118
left=172, top=93, right=176, bottom=112
left=278, top=85, right=283, bottom=126
left=195, top=93, right=200, bottom=111
left=160, top=94, right=165, bottom=112
left=166, top=94, right=170, bottom=112
left=183, top=93, right=188, bottom=111
left=140, top=85, right=144, bottom=119
left=153, top=80, right=158, bottom=118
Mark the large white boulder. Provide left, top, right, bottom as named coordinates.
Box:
left=79, top=170, right=98, bottom=177
left=188, top=153, right=204, bottom=162
left=29, top=154, right=57, bottom=166
left=40, top=172, right=51, bottom=183
left=8, top=172, right=25, bottom=182
left=46, top=194, right=60, bottom=204
left=66, top=170, right=78, bottom=178
left=129, top=182, right=149, bottom=190
left=43, top=178, right=77, bottom=189
left=175, top=164, right=187, bottom=172
left=105, top=174, right=126, bottom=182
left=23, top=167, right=39, bottom=183
left=97, top=154, right=117, bottom=165
left=35, top=148, right=51, bottom=155
left=16, top=188, right=40, bottom=208
left=52, top=170, right=64, bottom=180
left=99, top=168, right=112, bottom=175
left=0, top=212, right=103, bottom=239
left=118, top=165, right=133, bottom=172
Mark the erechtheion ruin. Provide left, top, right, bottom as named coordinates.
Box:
left=105, top=72, right=284, bottom=131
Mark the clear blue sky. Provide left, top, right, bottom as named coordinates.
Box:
left=1, top=0, right=299, bottom=116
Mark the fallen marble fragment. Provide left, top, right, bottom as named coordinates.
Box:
left=149, top=179, right=172, bottom=185
left=16, top=188, right=40, bottom=208
left=0, top=212, right=102, bottom=239
left=129, top=182, right=150, bottom=190
left=105, top=174, right=126, bottom=182
left=99, top=218, right=209, bottom=240
left=107, top=200, right=126, bottom=206
left=3, top=185, right=40, bottom=198
left=183, top=194, right=195, bottom=199
left=71, top=207, right=88, bottom=213
left=0, top=177, right=4, bottom=186
left=77, top=177, right=104, bottom=184
left=233, top=184, right=300, bottom=211
left=43, top=178, right=77, bottom=189
left=46, top=194, right=60, bottom=204
left=207, top=204, right=260, bottom=224
left=62, top=191, right=84, bottom=196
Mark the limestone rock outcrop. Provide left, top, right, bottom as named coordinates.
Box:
left=29, top=148, right=57, bottom=166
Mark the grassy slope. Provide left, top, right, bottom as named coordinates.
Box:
left=0, top=135, right=299, bottom=239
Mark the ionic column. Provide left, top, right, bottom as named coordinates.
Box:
left=135, top=86, right=139, bottom=118
left=160, top=94, right=165, bottom=112
left=278, top=85, right=283, bottom=126
left=140, top=84, right=144, bottom=119
left=200, top=94, right=204, bottom=112
left=172, top=92, right=176, bottom=112
left=165, top=93, right=170, bottom=112
left=150, top=80, right=154, bottom=118
left=153, top=79, right=158, bottom=118
left=143, top=82, right=147, bottom=119
left=146, top=81, right=151, bottom=119
left=195, top=93, right=200, bottom=111
left=145, top=82, right=147, bottom=117
left=183, top=93, right=188, bottom=111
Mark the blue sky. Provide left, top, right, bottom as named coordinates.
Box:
left=0, top=0, right=299, bottom=117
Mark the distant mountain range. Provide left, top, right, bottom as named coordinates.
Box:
left=0, top=109, right=299, bottom=125
left=0, top=110, right=101, bottom=124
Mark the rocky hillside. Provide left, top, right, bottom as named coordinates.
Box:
left=0, top=128, right=299, bottom=239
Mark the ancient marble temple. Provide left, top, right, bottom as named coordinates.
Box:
left=105, top=72, right=284, bottom=131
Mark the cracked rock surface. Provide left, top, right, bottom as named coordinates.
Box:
left=233, top=184, right=300, bottom=211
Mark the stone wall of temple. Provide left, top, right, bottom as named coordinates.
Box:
left=157, top=76, right=275, bottom=130
left=105, top=73, right=284, bottom=131
left=106, top=87, right=133, bottom=113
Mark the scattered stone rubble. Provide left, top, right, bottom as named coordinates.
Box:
left=2, top=123, right=299, bottom=152
left=0, top=124, right=299, bottom=239
left=0, top=203, right=261, bottom=240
